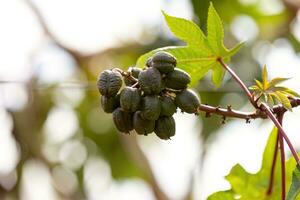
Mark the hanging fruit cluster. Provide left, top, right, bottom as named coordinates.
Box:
left=97, top=51, right=200, bottom=140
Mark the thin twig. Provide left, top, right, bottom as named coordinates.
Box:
left=217, top=58, right=258, bottom=108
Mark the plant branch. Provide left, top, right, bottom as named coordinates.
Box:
left=267, top=132, right=279, bottom=196
left=278, top=113, right=286, bottom=200
left=261, top=103, right=300, bottom=164
left=197, top=97, right=300, bottom=120
left=217, top=58, right=258, bottom=108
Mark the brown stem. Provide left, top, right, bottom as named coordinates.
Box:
left=261, top=103, right=300, bottom=164
left=278, top=113, right=286, bottom=200
left=217, top=58, right=258, bottom=108
left=266, top=132, right=279, bottom=195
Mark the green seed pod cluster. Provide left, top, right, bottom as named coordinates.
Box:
left=97, top=51, right=201, bottom=139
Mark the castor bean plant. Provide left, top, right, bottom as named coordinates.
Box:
left=97, top=3, right=300, bottom=200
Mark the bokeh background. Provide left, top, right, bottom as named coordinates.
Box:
left=1, top=0, right=300, bottom=199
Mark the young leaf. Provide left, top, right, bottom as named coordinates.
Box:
left=274, top=91, right=292, bottom=111
left=262, top=65, right=269, bottom=89
left=269, top=78, right=290, bottom=88
left=287, top=164, right=300, bottom=200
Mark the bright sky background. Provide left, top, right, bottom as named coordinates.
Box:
left=0, top=0, right=300, bottom=200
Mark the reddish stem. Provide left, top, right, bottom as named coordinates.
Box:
left=266, top=132, right=279, bottom=195
left=217, top=58, right=258, bottom=108
left=278, top=114, right=286, bottom=200
left=261, top=103, right=300, bottom=164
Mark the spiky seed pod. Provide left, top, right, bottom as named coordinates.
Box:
left=133, top=111, right=155, bottom=135
left=165, top=68, right=191, bottom=90
left=151, top=51, right=176, bottom=74
left=112, top=108, right=133, bottom=133
left=97, top=69, right=122, bottom=97
left=154, top=116, right=176, bottom=140
left=141, top=95, right=161, bottom=121
left=100, top=95, right=120, bottom=113
left=120, top=87, right=141, bottom=112
left=160, top=96, right=177, bottom=117
left=138, top=67, right=162, bottom=95
left=175, top=89, right=200, bottom=114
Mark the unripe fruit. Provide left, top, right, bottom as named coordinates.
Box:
left=165, top=68, right=191, bottom=90
left=160, top=96, right=177, bottom=117
left=112, top=108, right=133, bottom=133
left=100, top=95, right=120, bottom=113
left=130, top=67, right=142, bottom=78
left=120, top=87, right=141, bottom=112
left=175, top=89, right=200, bottom=113
left=133, top=111, right=155, bottom=135
left=141, top=95, right=161, bottom=121
left=97, top=69, right=122, bottom=97
left=151, top=51, right=176, bottom=74
left=138, top=67, right=162, bottom=95
left=154, top=116, right=176, bottom=140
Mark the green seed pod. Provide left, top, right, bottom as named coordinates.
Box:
left=160, top=96, right=177, bottom=117
left=146, top=57, right=152, bottom=68
left=138, top=67, right=162, bottom=95
left=141, top=95, right=161, bottom=121
left=154, top=116, right=176, bottom=140
left=165, top=68, right=191, bottom=90
left=97, top=69, right=122, bottom=97
left=175, top=89, right=200, bottom=113
left=120, top=87, right=141, bottom=112
left=152, top=51, right=176, bottom=74
left=133, top=111, right=155, bottom=135
left=112, top=108, right=133, bottom=133
left=100, top=95, right=120, bottom=113
left=130, top=67, right=142, bottom=78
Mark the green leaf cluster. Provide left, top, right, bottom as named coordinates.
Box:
left=136, top=3, right=243, bottom=87
left=249, top=65, right=299, bottom=111
left=208, top=128, right=300, bottom=200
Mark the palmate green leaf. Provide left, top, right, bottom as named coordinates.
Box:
left=207, top=191, right=235, bottom=200
left=136, top=3, right=244, bottom=87
left=287, top=164, right=300, bottom=200
left=162, top=11, right=208, bottom=50
left=207, top=2, right=227, bottom=55
left=208, top=127, right=300, bottom=200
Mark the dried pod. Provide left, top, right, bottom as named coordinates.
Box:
left=165, top=68, right=191, bottom=90
left=120, top=87, right=141, bottom=112
left=97, top=69, right=122, bottom=97
left=175, top=89, right=200, bottom=114
left=138, top=67, right=162, bottom=95
left=141, top=95, right=161, bottom=121
left=112, top=108, right=133, bottom=133
left=154, top=116, right=176, bottom=140
left=160, top=96, right=177, bottom=117
left=133, top=111, right=155, bottom=135
left=152, top=51, right=176, bottom=74
left=100, top=95, right=120, bottom=113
